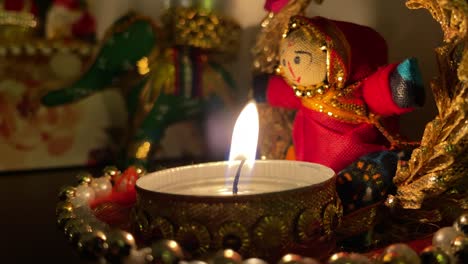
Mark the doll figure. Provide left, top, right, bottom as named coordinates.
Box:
left=267, top=16, right=424, bottom=173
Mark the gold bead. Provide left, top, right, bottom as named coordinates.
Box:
left=58, top=186, right=76, bottom=201
left=77, top=230, right=108, bottom=259
left=76, top=172, right=93, bottom=185
left=106, top=230, right=137, bottom=261
left=57, top=211, right=76, bottom=228
left=56, top=201, right=74, bottom=216
left=329, top=252, right=371, bottom=264
left=103, top=166, right=120, bottom=178
left=279, top=254, right=320, bottom=264
left=150, top=240, right=184, bottom=264
left=212, top=249, right=242, bottom=264
left=379, top=244, right=420, bottom=264
left=133, top=165, right=146, bottom=177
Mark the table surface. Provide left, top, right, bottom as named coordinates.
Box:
left=0, top=167, right=98, bottom=263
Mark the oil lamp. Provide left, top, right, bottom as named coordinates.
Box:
left=135, top=102, right=342, bottom=261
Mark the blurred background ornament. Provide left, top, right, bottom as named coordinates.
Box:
left=0, top=0, right=38, bottom=41
left=40, top=6, right=240, bottom=169
left=45, top=0, right=96, bottom=41
left=0, top=0, right=99, bottom=171
left=0, top=0, right=240, bottom=171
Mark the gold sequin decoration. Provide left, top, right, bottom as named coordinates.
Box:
left=252, top=216, right=288, bottom=250
left=336, top=204, right=379, bottom=239
left=150, top=216, right=175, bottom=240
left=296, top=208, right=322, bottom=243
left=300, top=84, right=369, bottom=124
left=322, top=199, right=343, bottom=237
left=175, top=222, right=211, bottom=256
left=216, top=221, right=250, bottom=254
left=136, top=175, right=339, bottom=260
left=130, top=208, right=151, bottom=240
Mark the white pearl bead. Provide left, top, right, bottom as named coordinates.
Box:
left=123, top=248, right=152, bottom=264
left=380, top=244, right=421, bottom=264
left=73, top=185, right=96, bottom=206
left=91, top=177, right=113, bottom=199
left=433, top=226, right=461, bottom=252
left=243, top=258, right=268, bottom=264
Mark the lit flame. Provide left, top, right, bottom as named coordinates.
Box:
left=228, top=101, right=259, bottom=162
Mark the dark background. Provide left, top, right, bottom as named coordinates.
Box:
left=1, top=168, right=94, bottom=263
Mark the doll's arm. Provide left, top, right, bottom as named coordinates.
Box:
left=362, top=58, right=424, bottom=116
left=390, top=58, right=425, bottom=108
left=266, top=75, right=302, bottom=109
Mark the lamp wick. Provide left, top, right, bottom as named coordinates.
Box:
left=232, top=158, right=246, bottom=195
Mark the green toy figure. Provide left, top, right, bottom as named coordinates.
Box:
left=41, top=7, right=240, bottom=168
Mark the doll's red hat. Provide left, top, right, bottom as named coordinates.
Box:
left=284, top=16, right=388, bottom=88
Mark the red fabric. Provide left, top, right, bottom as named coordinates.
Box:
left=90, top=189, right=137, bottom=209
left=267, top=17, right=410, bottom=172
left=267, top=75, right=301, bottom=109
left=72, top=12, right=96, bottom=37
left=268, top=77, right=388, bottom=172
left=332, top=20, right=388, bottom=84
left=363, top=64, right=414, bottom=116
left=3, top=0, right=38, bottom=15
left=264, top=0, right=290, bottom=13
left=53, top=0, right=81, bottom=10
left=294, top=109, right=387, bottom=172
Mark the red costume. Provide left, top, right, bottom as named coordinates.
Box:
left=267, top=16, right=414, bottom=172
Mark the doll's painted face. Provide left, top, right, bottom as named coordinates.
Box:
left=279, top=28, right=327, bottom=86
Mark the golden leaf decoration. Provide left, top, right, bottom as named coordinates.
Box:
left=388, top=0, right=468, bottom=220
